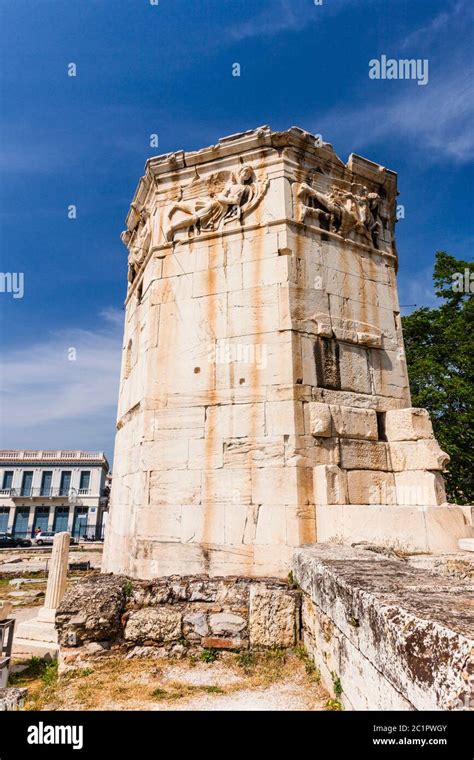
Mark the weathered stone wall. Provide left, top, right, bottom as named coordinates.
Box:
left=293, top=545, right=474, bottom=711
left=55, top=574, right=300, bottom=663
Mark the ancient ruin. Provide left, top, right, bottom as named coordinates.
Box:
left=102, top=126, right=470, bottom=580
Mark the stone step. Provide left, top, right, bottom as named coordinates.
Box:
left=15, top=617, right=58, bottom=643
left=458, top=538, right=474, bottom=553
left=12, top=638, right=58, bottom=659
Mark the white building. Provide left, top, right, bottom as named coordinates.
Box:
left=0, top=450, right=110, bottom=540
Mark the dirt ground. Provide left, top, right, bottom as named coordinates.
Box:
left=9, top=649, right=333, bottom=712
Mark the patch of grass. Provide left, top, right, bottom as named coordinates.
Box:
left=123, top=580, right=134, bottom=599
left=331, top=671, right=342, bottom=698
left=266, top=647, right=286, bottom=663
left=67, top=667, right=93, bottom=679
left=287, top=571, right=300, bottom=589
left=150, top=687, right=169, bottom=700
left=149, top=682, right=215, bottom=702
left=202, top=685, right=224, bottom=694
left=305, top=661, right=320, bottom=680
left=12, top=649, right=331, bottom=711
left=6, top=671, right=23, bottom=686
left=236, top=648, right=288, bottom=688
left=325, top=698, right=342, bottom=711
left=13, top=656, right=49, bottom=680
left=200, top=648, right=217, bottom=663
left=292, top=645, right=320, bottom=682
left=236, top=650, right=255, bottom=669
left=292, top=645, right=306, bottom=660
left=41, top=660, right=58, bottom=687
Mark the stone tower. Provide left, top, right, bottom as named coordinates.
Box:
left=102, top=126, right=469, bottom=579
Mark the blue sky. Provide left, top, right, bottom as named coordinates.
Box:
left=1, top=0, right=473, bottom=463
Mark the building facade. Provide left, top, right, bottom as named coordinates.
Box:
left=0, top=450, right=110, bottom=540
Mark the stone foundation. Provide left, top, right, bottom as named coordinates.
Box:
left=56, top=574, right=300, bottom=665
left=293, top=545, right=474, bottom=711
left=55, top=557, right=473, bottom=711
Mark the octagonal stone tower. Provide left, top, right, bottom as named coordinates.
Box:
left=103, top=126, right=469, bottom=579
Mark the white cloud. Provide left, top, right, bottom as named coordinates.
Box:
left=228, top=0, right=382, bottom=42
left=229, top=0, right=310, bottom=42
left=316, top=58, right=474, bottom=164
left=0, top=312, right=122, bottom=459
left=400, top=1, right=467, bottom=50
left=314, top=1, right=474, bottom=164
left=100, top=306, right=125, bottom=327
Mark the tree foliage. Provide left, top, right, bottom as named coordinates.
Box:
left=402, top=251, right=473, bottom=504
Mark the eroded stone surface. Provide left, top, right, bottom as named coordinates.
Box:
left=249, top=585, right=299, bottom=648
left=56, top=574, right=299, bottom=655
left=293, top=545, right=474, bottom=711
left=124, top=608, right=182, bottom=643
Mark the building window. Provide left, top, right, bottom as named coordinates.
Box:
left=79, top=471, right=91, bottom=493
left=13, top=508, right=29, bottom=538
left=40, top=471, right=53, bottom=497
left=59, top=471, right=72, bottom=496
left=0, top=508, right=9, bottom=532
left=53, top=507, right=69, bottom=533
left=33, top=507, right=49, bottom=536
left=20, top=471, right=33, bottom=497
left=2, top=471, right=13, bottom=491
left=73, top=506, right=88, bottom=540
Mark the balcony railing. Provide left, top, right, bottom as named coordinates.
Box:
left=0, top=450, right=105, bottom=461
left=2, top=487, right=108, bottom=499
left=9, top=488, right=79, bottom=499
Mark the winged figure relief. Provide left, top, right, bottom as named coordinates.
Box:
left=166, top=165, right=268, bottom=242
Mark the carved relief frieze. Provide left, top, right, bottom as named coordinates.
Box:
left=166, top=164, right=268, bottom=242
left=121, top=206, right=152, bottom=285
left=293, top=175, right=392, bottom=251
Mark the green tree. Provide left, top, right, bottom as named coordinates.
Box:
left=402, top=251, right=473, bottom=504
